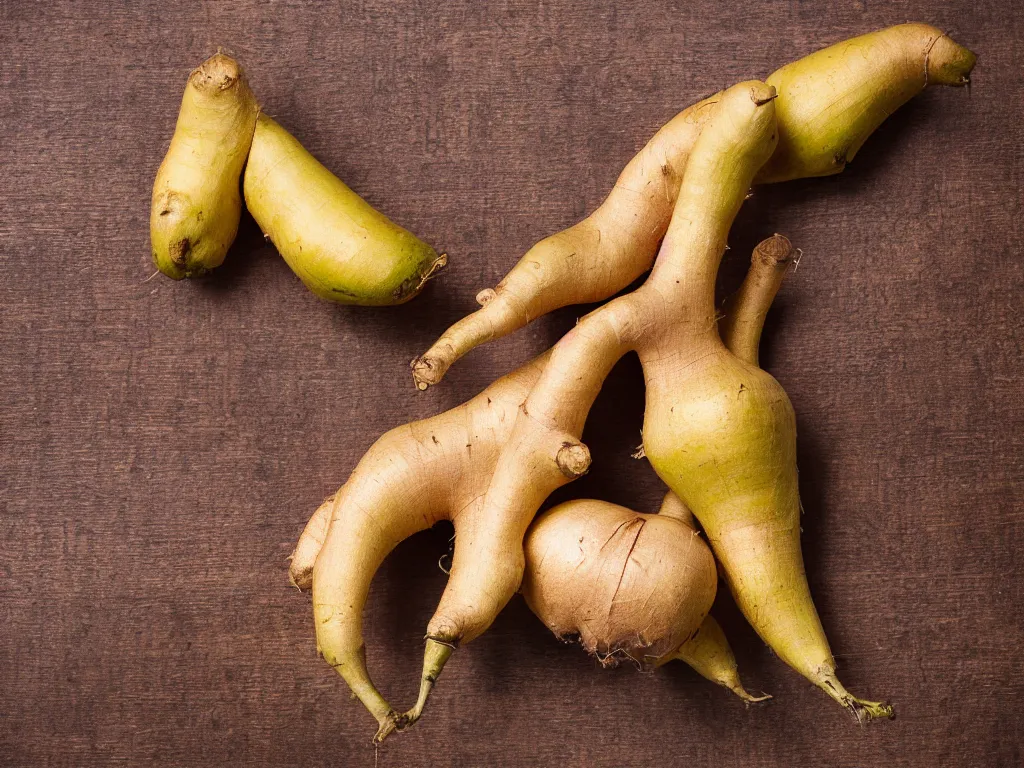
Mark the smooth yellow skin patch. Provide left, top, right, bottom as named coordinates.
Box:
left=243, top=115, right=444, bottom=305
left=150, top=54, right=259, bottom=279
left=759, top=23, right=975, bottom=182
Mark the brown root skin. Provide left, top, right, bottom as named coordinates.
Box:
left=413, top=24, right=975, bottom=387
left=522, top=500, right=717, bottom=667
left=151, top=54, right=259, bottom=279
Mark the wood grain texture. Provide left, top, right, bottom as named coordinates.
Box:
left=1, top=1, right=1021, bottom=765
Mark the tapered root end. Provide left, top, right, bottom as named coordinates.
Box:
left=396, top=253, right=449, bottom=304
left=819, top=671, right=894, bottom=723
left=732, top=685, right=772, bottom=705
left=370, top=711, right=398, bottom=743
left=402, top=638, right=456, bottom=727
left=925, top=32, right=977, bottom=87
left=190, top=53, right=244, bottom=92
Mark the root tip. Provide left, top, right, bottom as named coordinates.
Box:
left=411, top=356, right=443, bottom=390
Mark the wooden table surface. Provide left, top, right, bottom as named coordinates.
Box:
left=2, top=1, right=1021, bottom=766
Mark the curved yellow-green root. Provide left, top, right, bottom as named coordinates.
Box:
left=759, top=23, right=975, bottom=182
left=244, top=114, right=446, bottom=305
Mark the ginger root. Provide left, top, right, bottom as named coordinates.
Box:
left=151, top=54, right=259, bottom=279
left=244, top=115, right=447, bottom=305
left=412, top=23, right=974, bottom=388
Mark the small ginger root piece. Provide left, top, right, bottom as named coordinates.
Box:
left=151, top=54, right=259, bottom=279
left=243, top=115, right=446, bottom=305
left=412, top=23, right=974, bottom=388
left=439, top=81, right=894, bottom=722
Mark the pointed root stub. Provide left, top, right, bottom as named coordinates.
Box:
left=732, top=685, right=773, bottom=706
left=753, top=234, right=795, bottom=268
left=411, top=355, right=447, bottom=391
left=401, top=638, right=456, bottom=729
left=190, top=52, right=244, bottom=92
left=925, top=32, right=977, bottom=86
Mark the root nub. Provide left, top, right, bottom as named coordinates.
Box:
left=555, top=441, right=591, bottom=479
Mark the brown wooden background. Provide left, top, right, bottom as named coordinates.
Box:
left=1, top=1, right=1021, bottom=766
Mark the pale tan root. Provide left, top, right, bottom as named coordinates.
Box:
left=410, top=93, right=721, bottom=389
left=413, top=24, right=975, bottom=387
left=296, top=356, right=547, bottom=740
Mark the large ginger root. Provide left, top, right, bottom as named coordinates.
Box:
left=151, top=54, right=259, bottom=279
left=439, top=81, right=894, bottom=721
left=244, top=115, right=447, bottom=305
left=412, top=23, right=974, bottom=388
left=288, top=124, right=798, bottom=736
left=521, top=231, right=796, bottom=702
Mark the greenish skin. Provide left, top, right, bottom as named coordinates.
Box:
left=243, top=114, right=445, bottom=305
left=151, top=54, right=259, bottom=279
left=758, top=22, right=976, bottom=183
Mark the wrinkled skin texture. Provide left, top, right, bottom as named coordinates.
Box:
left=244, top=114, right=446, bottom=305
left=413, top=23, right=974, bottom=388
left=151, top=54, right=259, bottom=279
